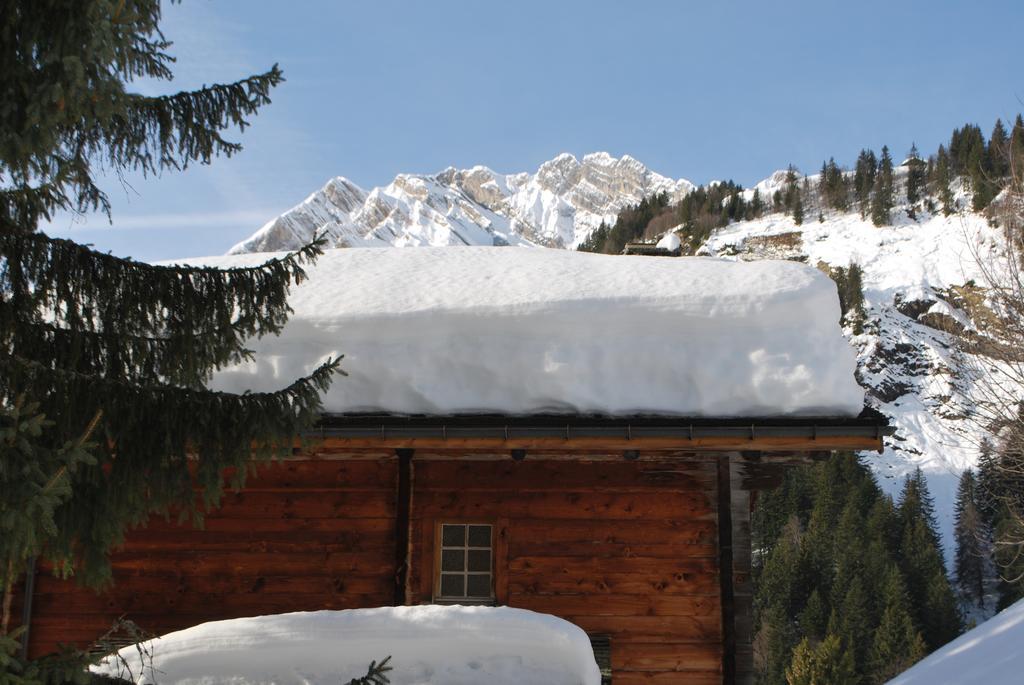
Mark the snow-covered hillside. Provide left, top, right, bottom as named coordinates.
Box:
left=229, top=152, right=693, bottom=253
left=701, top=189, right=1005, bottom=570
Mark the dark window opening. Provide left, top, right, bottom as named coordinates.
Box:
left=589, top=634, right=612, bottom=684
left=436, top=523, right=493, bottom=602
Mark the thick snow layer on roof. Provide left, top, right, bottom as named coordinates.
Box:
left=655, top=231, right=681, bottom=251
left=886, top=598, right=1024, bottom=685
left=95, top=607, right=600, bottom=685
left=188, top=246, right=863, bottom=416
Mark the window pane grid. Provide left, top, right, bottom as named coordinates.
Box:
left=438, top=523, right=493, bottom=601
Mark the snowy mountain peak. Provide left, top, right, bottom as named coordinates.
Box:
left=228, top=152, right=695, bottom=254
left=753, top=169, right=795, bottom=196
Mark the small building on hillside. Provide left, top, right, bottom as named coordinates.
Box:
left=623, top=231, right=683, bottom=256
left=900, top=155, right=927, bottom=169
left=18, top=248, right=886, bottom=685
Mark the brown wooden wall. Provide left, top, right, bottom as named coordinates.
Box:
left=408, top=456, right=723, bottom=684
left=22, top=452, right=733, bottom=684
left=25, top=458, right=399, bottom=657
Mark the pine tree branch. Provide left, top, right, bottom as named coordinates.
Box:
left=0, top=160, right=108, bottom=231
left=345, top=656, right=392, bottom=685
left=42, top=409, right=103, bottom=495
left=3, top=314, right=258, bottom=386
left=0, top=353, right=342, bottom=417
left=1, top=230, right=327, bottom=347
left=1, top=354, right=342, bottom=586
left=114, top=66, right=285, bottom=173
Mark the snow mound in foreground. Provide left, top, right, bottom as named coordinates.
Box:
left=96, top=606, right=600, bottom=685
left=186, top=246, right=863, bottom=416
left=887, top=598, right=1024, bottom=685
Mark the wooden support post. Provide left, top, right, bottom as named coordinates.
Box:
left=731, top=455, right=755, bottom=685
left=394, top=449, right=414, bottom=606
left=717, top=455, right=736, bottom=685
left=718, top=452, right=756, bottom=685
left=19, top=557, right=36, bottom=660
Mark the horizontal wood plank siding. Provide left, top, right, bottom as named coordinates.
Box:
left=26, top=459, right=398, bottom=657
left=408, top=458, right=723, bottom=683
left=27, top=452, right=730, bottom=683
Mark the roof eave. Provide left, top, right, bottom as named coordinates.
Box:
left=307, top=411, right=892, bottom=453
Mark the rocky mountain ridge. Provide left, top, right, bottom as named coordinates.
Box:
left=228, top=152, right=693, bottom=253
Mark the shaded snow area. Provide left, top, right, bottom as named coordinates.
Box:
left=886, top=598, right=1024, bottom=685
left=96, top=606, right=601, bottom=685
left=184, top=247, right=863, bottom=417
left=702, top=205, right=1007, bottom=570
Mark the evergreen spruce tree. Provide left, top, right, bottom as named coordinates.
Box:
left=785, top=635, right=856, bottom=685
left=830, top=500, right=868, bottom=605
left=950, top=123, right=996, bottom=210
left=898, top=468, right=942, bottom=551
left=753, top=455, right=962, bottom=683
left=818, top=158, right=848, bottom=212
left=798, top=589, right=828, bottom=642
left=828, top=576, right=872, bottom=676
left=905, top=143, right=925, bottom=217
left=954, top=469, right=987, bottom=608
left=0, top=0, right=345, bottom=642
left=993, top=514, right=1024, bottom=609
left=785, top=638, right=818, bottom=685
left=975, top=430, right=1024, bottom=610
left=878, top=146, right=895, bottom=225
left=869, top=174, right=887, bottom=226
left=896, top=470, right=962, bottom=649
left=758, top=516, right=806, bottom=621
left=783, top=165, right=800, bottom=216
left=931, top=145, right=955, bottom=216
left=948, top=124, right=986, bottom=176
left=863, top=496, right=899, bottom=595
left=750, top=188, right=764, bottom=219
left=854, top=149, right=878, bottom=218
left=989, top=119, right=1010, bottom=179
left=793, top=192, right=805, bottom=226
left=869, top=147, right=894, bottom=227
left=976, top=439, right=1002, bottom=525
left=841, top=263, right=867, bottom=335
left=1011, top=114, right=1024, bottom=170
left=578, top=220, right=609, bottom=253
left=869, top=567, right=927, bottom=683
left=755, top=604, right=798, bottom=685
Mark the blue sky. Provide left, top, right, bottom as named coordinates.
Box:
left=46, top=0, right=1024, bottom=261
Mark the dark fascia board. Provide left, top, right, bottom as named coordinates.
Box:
left=312, top=408, right=893, bottom=442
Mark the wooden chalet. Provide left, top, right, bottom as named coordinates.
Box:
left=622, top=242, right=682, bottom=257
left=14, top=248, right=885, bottom=684
left=16, top=413, right=888, bottom=684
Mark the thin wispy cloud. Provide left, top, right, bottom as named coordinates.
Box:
left=51, top=209, right=280, bottom=233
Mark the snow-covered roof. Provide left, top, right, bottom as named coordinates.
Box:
left=655, top=231, right=682, bottom=251
left=886, top=598, right=1024, bottom=685
left=96, top=606, right=601, bottom=685
left=192, top=247, right=863, bottom=417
